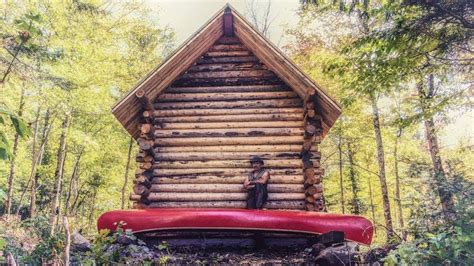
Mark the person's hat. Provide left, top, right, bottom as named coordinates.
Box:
left=250, top=156, right=264, bottom=165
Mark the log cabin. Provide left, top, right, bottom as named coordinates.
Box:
left=99, top=4, right=375, bottom=247
left=111, top=5, right=342, bottom=212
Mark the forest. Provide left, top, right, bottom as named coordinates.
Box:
left=0, top=0, right=472, bottom=265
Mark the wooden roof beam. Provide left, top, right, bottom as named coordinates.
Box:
left=223, top=6, right=234, bottom=37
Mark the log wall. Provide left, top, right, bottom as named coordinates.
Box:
left=131, top=36, right=324, bottom=211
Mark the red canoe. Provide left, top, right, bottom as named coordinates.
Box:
left=98, top=208, right=374, bottom=245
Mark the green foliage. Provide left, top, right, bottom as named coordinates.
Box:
left=0, top=103, right=30, bottom=160
left=1, top=215, right=64, bottom=265
left=78, top=222, right=154, bottom=264
left=385, top=177, right=474, bottom=265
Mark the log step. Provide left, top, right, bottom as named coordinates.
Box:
left=150, top=184, right=304, bottom=193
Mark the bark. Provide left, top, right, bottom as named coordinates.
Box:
left=65, top=149, right=83, bottom=216
left=393, top=130, right=406, bottom=240
left=367, top=173, right=377, bottom=234
left=63, top=216, right=71, bottom=266
left=347, top=142, right=360, bottom=215
left=6, top=87, right=25, bottom=215
left=370, top=94, right=394, bottom=241
left=19, top=109, right=52, bottom=217
left=417, top=75, right=455, bottom=214
left=121, top=137, right=134, bottom=209
left=337, top=134, right=345, bottom=214
left=49, top=115, right=70, bottom=234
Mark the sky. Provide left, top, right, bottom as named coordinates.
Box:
left=143, top=0, right=300, bottom=47
left=142, top=0, right=472, bottom=147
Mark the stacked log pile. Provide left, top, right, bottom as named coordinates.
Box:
left=302, top=90, right=325, bottom=211
left=131, top=36, right=324, bottom=211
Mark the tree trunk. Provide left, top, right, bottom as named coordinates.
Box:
left=65, top=149, right=83, bottom=216
left=370, top=94, right=394, bottom=241
left=23, top=109, right=53, bottom=217
left=417, top=75, right=454, bottom=214
left=121, top=137, right=134, bottom=209
left=6, top=87, right=25, bottom=215
left=346, top=142, right=360, bottom=215
left=367, top=171, right=377, bottom=234
left=49, top=115, right=70, bottom=234
left=393, top=130, right=406, bottom=240
left=337, top=134, right=345, bottom=214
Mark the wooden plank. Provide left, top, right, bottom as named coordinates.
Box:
left=154, top=113, right=302, bottom=123
left=153, top=168, right=302, bottom=177
left=186, top=62, right=267, bottom=72
left=208, top=44, right=246, bottom=51
left=147, top=192, right=305, bottom=201
left=204, top=51, right=252, bottom=57
left=158, top=121, right=304, bottom=129
left=154, top=127, right=303, bottom=138
left=147, top=200, right=305, bottom=210
left=172, top=76, right=281, bottom=87
left=157, top=91, right=297, bottom=102
left=153, top=159, right=303, bottom=169
left=154, top=98, right=303, bottom=110
left=150, top=184, right=304, bottom=193
left=153, top=107, right=302, bottom=117
left=151, top=175, right=303, bottom=184
left=155, top=151, right=302, bottom=161
left=154, top=136, right=304, bottom=146
left=165, top=85, right=290, bottom=93
left=196, top=56, right=258, bottom=64
left=155, top=144, right=302, bottom=153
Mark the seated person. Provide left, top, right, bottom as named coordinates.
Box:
left=243, top=156, right=270, bottom=209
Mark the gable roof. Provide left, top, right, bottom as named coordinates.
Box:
left=112, top=4, right=341, bottom=139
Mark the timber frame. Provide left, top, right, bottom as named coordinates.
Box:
left=112, top=4, right=341, bottom=212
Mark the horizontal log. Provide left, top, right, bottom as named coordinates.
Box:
left=154, top=98, right=303, bottom=110
left=146, top=192, right=305, bottom=201
left=153, top=159, right=303, bottom=169
left=133, top=184, right=150, bottom=196
left=139, top=162, right=153, bottom=170
left=180, top=70, right=275, bottom=80
left=186, top=62, right=267, bottom=73
left=150, top=184, right=304, bottom=193
left=155, top=144, right=302, bottom=153
left=154, top=136, right=304, bottom=146
left=155, top=151, right=302, bottom=161
left=157, top=91, right=298, bottom=102
left=208, top=44, right=246, bottom=51
left=154, top=113, right=303, bottom=123
left=204, top=50, right=252, bottom=57
left=158, top=121, right=304, bottom=130
left=154, top=128, right=303, bottom=138
left=153, top=168, right=301, bottom=177
left=196, top=56, right=259, bottom=64
left=165, top=85, right=290, bottom=93
left=172, top=76, right=282, bottom=88
left=147, top=200, right=305, bottom=210
left=215, top=37, right=241, bottom=44
left=151, top=175, right=304, bottom=184
left=152, top=108, right=302, bottom=117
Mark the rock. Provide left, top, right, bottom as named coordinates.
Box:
left=71, top=232, right=91, bottom=252
left=315, top=243, right=359, bottom=265
left=310, top=243, right=326, bottom=257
